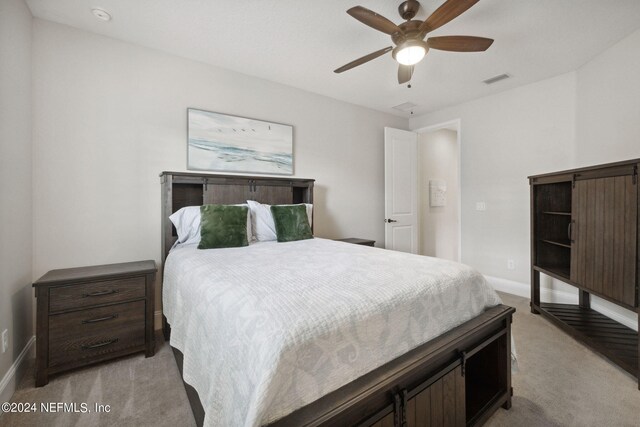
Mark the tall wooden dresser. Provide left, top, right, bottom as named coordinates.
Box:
left=529, top=159, right=639, bottom=388
left=33, top=260, right=156, bottom=386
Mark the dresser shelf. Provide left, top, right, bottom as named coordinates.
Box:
left=538, top=303, right=638, bottom=378
left=539, top=239, right=571, bottom=249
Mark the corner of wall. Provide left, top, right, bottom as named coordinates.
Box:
left=0, top=0, right=35, bottom=406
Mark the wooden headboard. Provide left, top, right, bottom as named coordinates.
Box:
left=160, top=171, right=315, bottom=262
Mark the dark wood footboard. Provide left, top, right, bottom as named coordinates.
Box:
left=167, top=304, right=514, bottom=427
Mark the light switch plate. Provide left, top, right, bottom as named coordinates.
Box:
left=475, top=202, right=486, bottom=211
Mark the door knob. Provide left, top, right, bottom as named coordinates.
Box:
left=384, top=218, right=398, bottom=223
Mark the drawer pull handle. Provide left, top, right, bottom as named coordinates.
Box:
left=81, top=314, right=118, bottom=324
left=81, top=338, right=118, bottom=350
left=82, top=289, right=118, bottom=298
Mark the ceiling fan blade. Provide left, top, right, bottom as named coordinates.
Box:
left=398, top=64, right=414, bottom=84
left=347, top=6, right=403, bottom=35
left=427, top=36, right=493, bottom=52
left=419, top=0, right=480, bottom=34
left=334, top=46, right=393, bottom=73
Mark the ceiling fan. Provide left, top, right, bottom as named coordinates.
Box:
left=334, top=0, right=493, bottom=84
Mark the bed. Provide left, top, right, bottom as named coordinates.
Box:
left=160, top=171, right=515, bottom=427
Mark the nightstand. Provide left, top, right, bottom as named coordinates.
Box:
left=33, top=260, right=156, bottom=387
left=335, top=238, right=376, bottom=247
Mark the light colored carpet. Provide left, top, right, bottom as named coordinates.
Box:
left=1, top=337, right=196, bottom=427
left=487, top=293, right=639, bottom=427
left=1, top=292, right=638, bottom=426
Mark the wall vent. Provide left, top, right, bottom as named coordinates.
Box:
left=483, top=73, right=511, bottom=85
left=392, top=102, right=417, bottom=112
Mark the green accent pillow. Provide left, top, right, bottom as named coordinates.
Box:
left=270, top=204, right=313, bottom=243
left=198, top=204, right=249, bottom=249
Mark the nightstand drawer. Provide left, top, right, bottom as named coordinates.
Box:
left=48, top=300, right=145, bottom=367
left=49, top=276, right=146, bottom=312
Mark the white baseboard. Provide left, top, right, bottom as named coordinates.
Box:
left=485, top=275, right=638, bottom=331
left=485, top=275, right=529, bottom=299
left=0, top=335, right=35, bottom=411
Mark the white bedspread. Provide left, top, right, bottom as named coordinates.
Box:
left=163, top=238, right=502, bottom=427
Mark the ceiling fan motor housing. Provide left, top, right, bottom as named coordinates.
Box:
left=398, top=0, right=421, bottom=20
left=392, top=20, right=425, bottom=45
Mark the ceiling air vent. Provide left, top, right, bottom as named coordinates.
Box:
left=392, top=102, right=417, bottom=112
left=483, top=73, right=510, bottom=85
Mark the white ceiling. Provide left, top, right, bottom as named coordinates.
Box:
left=26, top=0, right=640, bottom=117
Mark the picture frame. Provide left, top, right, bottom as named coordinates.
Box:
left=187, top=108, right=293, bottom=175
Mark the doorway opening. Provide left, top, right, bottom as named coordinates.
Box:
left=416, top=120, right=461, bottom=262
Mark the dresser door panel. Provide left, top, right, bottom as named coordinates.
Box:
left=571, top=175, right=637, bottom=306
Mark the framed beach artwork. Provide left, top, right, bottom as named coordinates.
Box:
left=187, top=108, right=293, bottom=175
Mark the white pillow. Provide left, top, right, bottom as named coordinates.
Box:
left=169, top=204, right=252, bottom=246
left=247, top=200, right=312, bottom=242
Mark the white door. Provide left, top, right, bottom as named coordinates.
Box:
left=384, top=127, right=418, bottom=253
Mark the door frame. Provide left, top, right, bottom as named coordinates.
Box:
left=413, top=118, right=462, bottom=262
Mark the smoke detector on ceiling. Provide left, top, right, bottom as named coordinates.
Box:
left=92, top=8, right=112, bottom=22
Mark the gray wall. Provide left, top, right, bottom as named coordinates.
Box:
left=31, top=19, right=408, bottom=324
left=0, top=0, right=33, bottom=394
left=418, top=129, right=459, bottom=261
left=576, top=28, right=640, bottom=166
left=410, top=72, right=576, bottom=283
left=410, top=28, right=640, bottom=329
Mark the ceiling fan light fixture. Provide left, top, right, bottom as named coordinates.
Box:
left=393, top=40, right=427, bottom=66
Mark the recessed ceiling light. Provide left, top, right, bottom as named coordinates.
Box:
left=92, top=8, right=112, bottom=22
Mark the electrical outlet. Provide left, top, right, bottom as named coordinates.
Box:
left=507, top=259, right=515, bottom=270
left=1, top=329, right=7, bottom=353
left=475, top=202, right=486, bottom=211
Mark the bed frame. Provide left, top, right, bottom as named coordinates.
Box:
left=160, top=171, right=515, bottom=426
